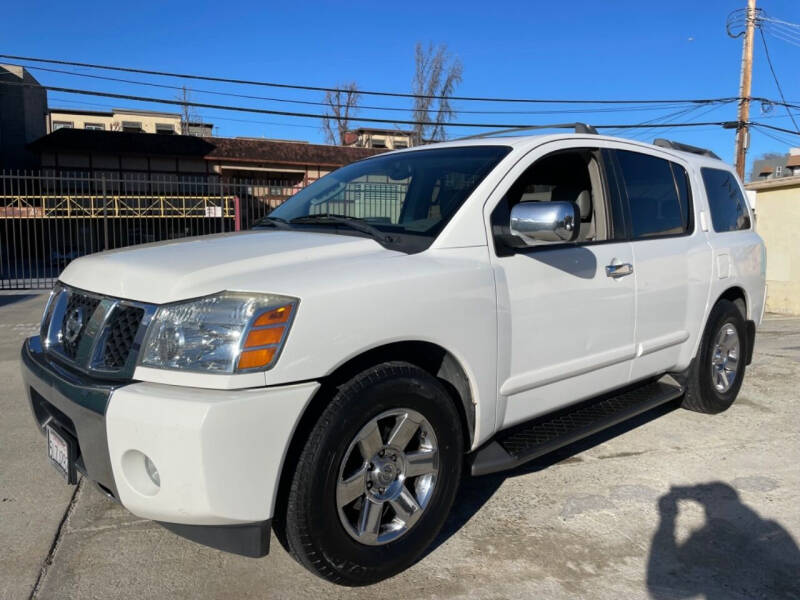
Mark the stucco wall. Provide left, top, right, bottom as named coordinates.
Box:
left=755, top=186, right=800, bottom=315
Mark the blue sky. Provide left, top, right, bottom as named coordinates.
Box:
left=4, top=0, right=800, bottom=176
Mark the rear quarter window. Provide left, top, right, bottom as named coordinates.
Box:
left=701, top=168, right=751, bottom=232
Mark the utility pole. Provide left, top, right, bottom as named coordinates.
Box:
left=734, top=0, right=757, bottom=179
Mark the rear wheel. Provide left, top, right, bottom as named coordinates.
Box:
left=277, top=361, right=464, bottom=585
left=679, top=299, right=747, bottom=414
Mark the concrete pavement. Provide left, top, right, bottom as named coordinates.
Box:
left=1, top=292, right=798, bottom=599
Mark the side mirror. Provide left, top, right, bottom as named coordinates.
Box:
left=509, top=201, right=580, bottom=245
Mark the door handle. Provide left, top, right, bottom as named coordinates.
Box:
left=605, top=262, right=633, bottom=278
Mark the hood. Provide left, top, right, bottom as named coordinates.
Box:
left=59, top=230, right=401, bottom=304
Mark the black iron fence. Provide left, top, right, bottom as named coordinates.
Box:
left=0, top=171, right=302, bottom=289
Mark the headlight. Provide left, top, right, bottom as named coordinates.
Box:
left=140, top=292, right=297, bottom=374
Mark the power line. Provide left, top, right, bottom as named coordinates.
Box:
left=758, top=28, right=800, bottom=132
left=6, top=62, right=698, bottom=117
left=751, top=121, right=800, bottom=136
left=0, top=53, right=738, bottom=105
left=761, top=15, right=800, bottom=29
left=0, top=79, right=740, bottom=131
left=751, top=123, right=798, bottom=146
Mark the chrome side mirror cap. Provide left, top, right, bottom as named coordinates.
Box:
left=509, top=201, right=580, bottom=245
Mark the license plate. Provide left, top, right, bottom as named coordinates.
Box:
left=46, top=425, right=76, bottom=484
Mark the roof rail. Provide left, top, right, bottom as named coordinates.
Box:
left=653, top=138, right=720, bottom=159
left=457, top=122, right=598, bottom=141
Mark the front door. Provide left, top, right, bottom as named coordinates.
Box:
left=486, top=143, right=636, bottom=428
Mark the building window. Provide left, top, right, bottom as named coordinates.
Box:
left=394, top=141, right=409, bottom=149
left=52, top=121, right=73, bottom=131
left=121, top=121, right=143, bottom=133
left=156, top=123, right=175, bottom=135
left=84, top=123, right=105, bottom=131
left=371, top=138, right=387, bottom=148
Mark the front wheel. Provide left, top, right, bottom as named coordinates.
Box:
left=277, top=362, right=464, bottom=586
left=679, top=299, right=747, bottom=414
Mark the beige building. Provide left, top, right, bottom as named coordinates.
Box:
left=343, top=127, right=413, bottom=150
left=47, top=108, right=213, bottom=136
left=745, top=177, right=800, bottom=315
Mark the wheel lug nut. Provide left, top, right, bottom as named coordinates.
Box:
left=367, top=481, right=373, bottom=489
left=379, top=488, right=385, bottom=494
left=379, top=449, right=385, bottom=457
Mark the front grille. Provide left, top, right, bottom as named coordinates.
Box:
left=45, top=285, right=153, bottom=377
left=61, top=293, right=101, bottom=359
left=102, top=306, right=145, bottom=369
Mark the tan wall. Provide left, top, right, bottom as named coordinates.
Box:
left=49, top=111, right=181, bottom=134
left=755, top=186, right=800, bottom=314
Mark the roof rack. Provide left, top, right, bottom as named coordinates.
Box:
left=457, top=122, right=598, bottom=141
left=653, top=138, right=720, bottom=159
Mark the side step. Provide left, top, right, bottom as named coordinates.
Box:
left=470, top=376, right=684, bottom=476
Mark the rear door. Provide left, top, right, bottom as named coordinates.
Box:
left=610, top=148, right=711, bottom=381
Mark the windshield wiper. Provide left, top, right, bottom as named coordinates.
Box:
left=253, top=215, right=292, bottom=229
left=289, top=214, right=393, bottom=243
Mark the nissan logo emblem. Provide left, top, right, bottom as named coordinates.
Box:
left=62, top=307, right=85, bottom=344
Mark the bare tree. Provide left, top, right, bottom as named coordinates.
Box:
left=411, top=42, right=463, bottom=145
left=322, top=82, right=361, bottom=145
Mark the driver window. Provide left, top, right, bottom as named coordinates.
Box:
left=492, top=149, right=610, bottom=250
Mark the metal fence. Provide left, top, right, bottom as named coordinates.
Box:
left=0, top=171, right=302, bottom=289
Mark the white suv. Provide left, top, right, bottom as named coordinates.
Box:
left=22, top=130, right=766, bottom=585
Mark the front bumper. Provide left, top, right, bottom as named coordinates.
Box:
left=21, top=336, right=319, bottom=557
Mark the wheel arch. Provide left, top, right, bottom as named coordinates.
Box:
left=718, top=285, right=748, bottom=319
left=271, top=341, right=475, bottom=536
left=688, top=285, right=754, bottom=370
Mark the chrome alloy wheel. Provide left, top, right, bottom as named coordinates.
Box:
left=336, top=408, right=439, bottom=546
left=711, top=323, right=740, bottom=393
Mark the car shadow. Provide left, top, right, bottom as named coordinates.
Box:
left=646, top=482, right=800, bottom=600
left=428, top=400, right=680, bottom=555
left=0, top=293, right=40, bottom=308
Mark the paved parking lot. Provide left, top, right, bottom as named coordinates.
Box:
left=1, top=291, right=799, bottom=600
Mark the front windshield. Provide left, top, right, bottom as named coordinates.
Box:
left=265, top=145, right=511, bottom=252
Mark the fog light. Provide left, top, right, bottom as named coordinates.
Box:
left=144, top=455, right=160, bottom=487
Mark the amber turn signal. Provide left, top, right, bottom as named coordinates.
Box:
left=244, top=326, right=284, bottom=348
left=254, top=304, right=293, bottom=326
left=237, top=347, right=277, bottom=370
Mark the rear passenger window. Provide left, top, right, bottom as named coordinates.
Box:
left=616, top=150, right=690, bottom=239
left=701, top=168, right=751, bottom=232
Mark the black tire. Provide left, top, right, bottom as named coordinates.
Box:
left=679, top=299, right=747, bottom=414
left=276, top=361, right=464, bottom=586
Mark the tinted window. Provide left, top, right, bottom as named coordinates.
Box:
left=701, top=168, right=751, bottom=232
left=616, top=150, right=688, bottom=239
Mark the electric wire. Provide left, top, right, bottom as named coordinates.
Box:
left=0, top=79, right=739, bottom=131
left=757, top=28, right=800, bottom=132
left=0, top=53, right=739, bottom=105
left=3, top=62, right=700, bottom=118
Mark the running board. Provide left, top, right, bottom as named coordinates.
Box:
left=470, top=376, right=684, bottom=476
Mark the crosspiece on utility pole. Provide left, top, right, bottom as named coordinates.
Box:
left=735, top=0, right=757, bottom=180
